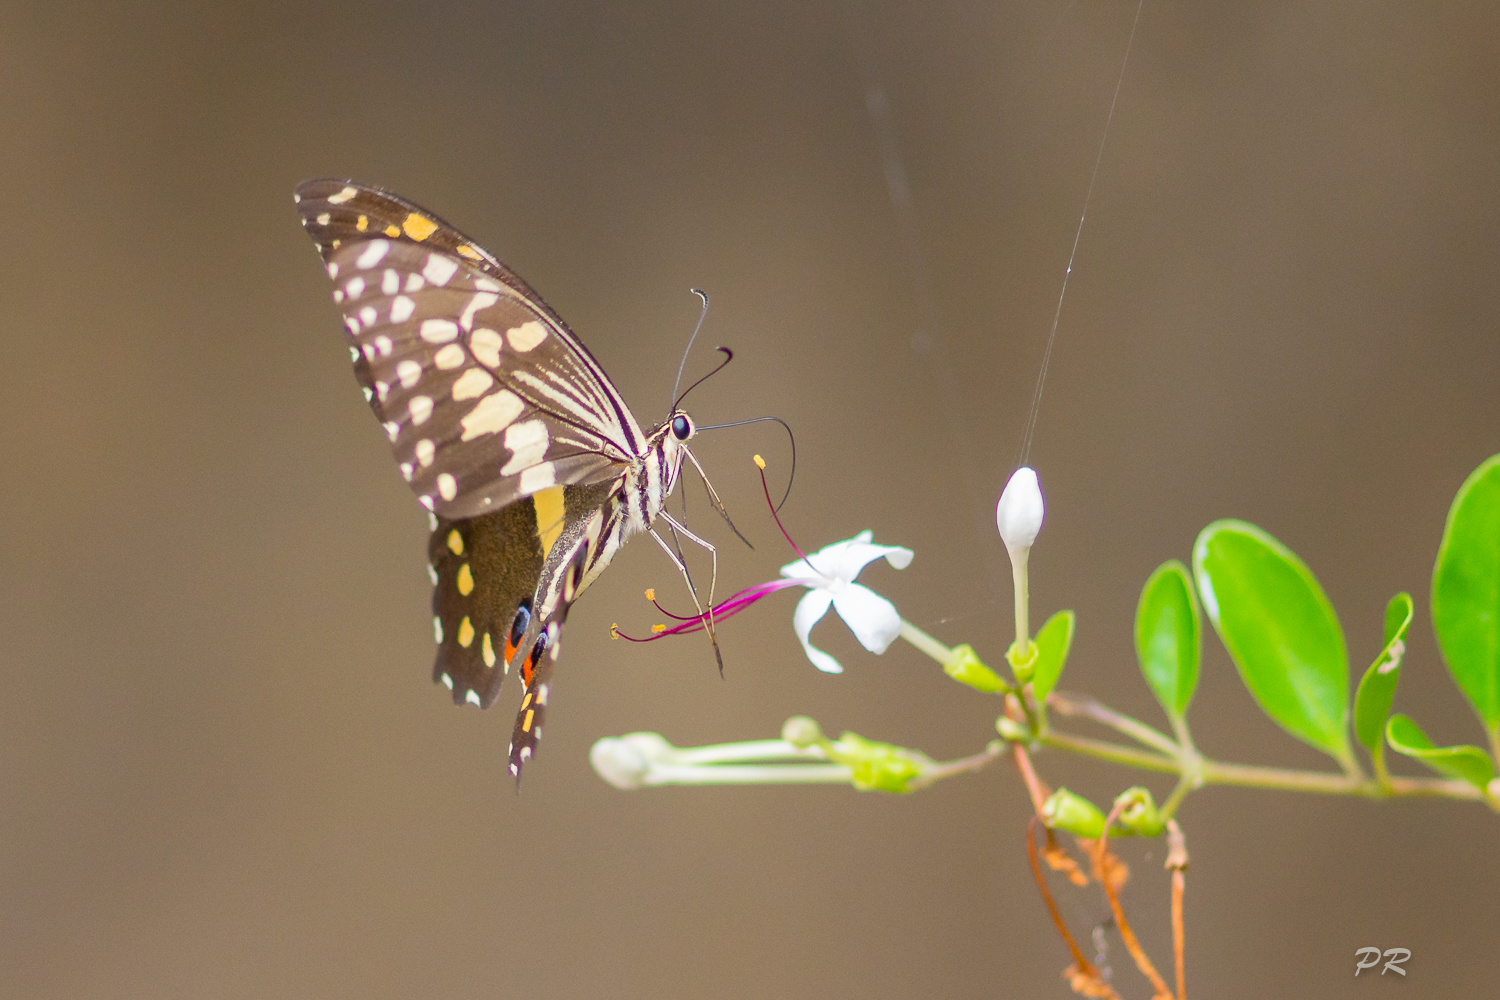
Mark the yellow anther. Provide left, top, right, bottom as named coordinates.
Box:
left=651, top=623, right=667, bottom=634
left=644, top=588, right=655, bottom=601
left=753, top=454, right=766, bottom=469
left=610, top=623, right=620, bottom=639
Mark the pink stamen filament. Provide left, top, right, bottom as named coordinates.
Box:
left=613, top=577, right=806, bottom=642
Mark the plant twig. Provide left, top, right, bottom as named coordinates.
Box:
left=1166, top=820, right=1189, bottom=1000
left=1027, top=817, right=1122, bottom=1000
left=1048, top=691, right=1180, bottom=756
left=1094, top=801, right=1173, bottom=1000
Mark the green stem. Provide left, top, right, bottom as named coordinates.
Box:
left=898, top=620, right=953, bottom=664
left=1047, top=691, right=1179, bottom=756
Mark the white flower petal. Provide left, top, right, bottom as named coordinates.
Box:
left=780, top=530, right=912, bottom=580
left=997, top=467, right=1044, bottom=554
left=830, top=582, right=903, bottom=654
left=792, top=589, right=843, bottom=673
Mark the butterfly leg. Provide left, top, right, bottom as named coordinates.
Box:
left=648, top=520, right=724, bottom=676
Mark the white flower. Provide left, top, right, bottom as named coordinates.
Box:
left=779, top=531, right=913, bottom=673
left=997, top=467, right=1044, bottom=555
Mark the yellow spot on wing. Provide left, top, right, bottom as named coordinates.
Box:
left=458, top=616, right=475, bottom=647
left=534, top=485, right=566, bottom=557
left=522, top=708, right=535, bottom=733
left=457, top=244, right=482, bottom=259
left=384, top=224, right=400, bottom=237
left=447, top=530, right=463, bottom=555
left=402, top=213, right=439, bottom=241
left=482, top=631, right=496, bottom=667
left=356, top=214, right=368, bottom=232
left=457, top=563, right=474, bottom=596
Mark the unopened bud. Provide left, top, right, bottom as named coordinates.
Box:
left=997, top=467, right=1044, bottom=555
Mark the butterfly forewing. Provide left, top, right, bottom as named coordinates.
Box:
left=295, top=179, right=644, bottom=521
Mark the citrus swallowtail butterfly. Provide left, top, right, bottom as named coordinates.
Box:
left=295, top=179, right=704, bottom=782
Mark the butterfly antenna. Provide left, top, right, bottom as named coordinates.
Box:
left=673, top=346, right=734, bottom=412
left=694, top=414, right=796, bottom=511
left=670, top=289, right=711, bottom=410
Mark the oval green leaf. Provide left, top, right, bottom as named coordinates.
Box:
left=1385, top=714, right=1495, bottom=790
left=1353, top=592, right=1413, bottom=756
left=1431, top=453, right=1500, bottom=732
left=1029, top=610, right=1075, bottom=702
left=1135, top=560, right=1201, bottom=720
left=1193, top=520, right=1351, bottom=763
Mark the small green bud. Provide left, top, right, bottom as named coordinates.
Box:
left=944, top=644, right=1008, bottom=693
left=782, top=715, right=825, bottom=748
left=1041, top=788, right=1106, bottom=839
left=828, top=731, right=928, bottom=793
left=995, top=715, right=1028, bottom=741
left=1007, top=640, right=1039, bottom=684
left=1112, top=787, right=1164, bottom=837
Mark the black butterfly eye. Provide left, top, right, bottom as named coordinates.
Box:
left=671, top=414, right=693, bottom=440
left=510, top=599, right=532, bottom=647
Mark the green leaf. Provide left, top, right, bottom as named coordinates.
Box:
left=1029, top=610, right=1075, bottom=702
left=1431, top=453, right=1500, bottom=733
left=1385, top=714, right=1495, bottom=790
left=1193, top=520, right=1352, bottom=763
left=1353, top=593, right=1413, bottom=757
left=1134, top=560, right=1201, bottom=720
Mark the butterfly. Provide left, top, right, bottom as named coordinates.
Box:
left=295, top=179, right=716, bottom=782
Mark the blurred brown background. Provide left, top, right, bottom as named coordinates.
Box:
left=3, top=1, right=1497, bottom=997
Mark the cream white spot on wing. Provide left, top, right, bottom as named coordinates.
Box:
left=505, top=320, right=548, bottom=352
left=433, top=616, right=443, bottom=642
left=373, top=334, right=392, bottom=357
left=316, top=212, right=331, bottom=225
left=460, top=389, right=524, bottom=440
left=434, top=343, right=465, bottom=370
left=451, top=368, right=494, bottom=400
left=328, top=185, right=358, bottom=204
left=396, top=358, right=422, bottom=389
left=409, top=395, right=434, bottom=425
left=419, top=495, right=435, bottom=511
left=333, top=289, right=345, bottom=303
left=345, top=316, right=360, bottom=335
left=404, top=273, right=425, bottom=292
left=415, top=438, right=435, bottom=467
left=422, top=254, right=460, bottom=286
left=419, top=318, right=459, bottom=344
left=381, top=269, right=400, bottom=295
left=361, top=343, right=375, bottom=361
left=375, top=381, right=389, bottom=402
left=500, top=419, right=550, bottom=475
left=383, top=421, right=399, bottom=441
left=436, top=472, right=458, bottom=501
left=460, top=293, right=499, bottom=331
left=469, top=328, right=503, bottom=368
left=465, top=689, right=482, bottom=706
left=440, top=672, right=453, bottom=690
left=356, top=240, right=390, bottom=269
left=362, top=386, right=372, bottom=401
left=519, top=462, right=556, bottom=494
left=344, top=276, right=365, bottom=299
left=537, top=683, right=550, bottom=706
left=327, top=262, right=340, bottom=279
left=428, top=565, right=438, bottom=586
left=474, top=277, right=502, bottom=292
left=399, top=461, right=413, bottom=481
left=359, top=306, right=377, bottom=328
left=389, top=295, right=415, bottom=323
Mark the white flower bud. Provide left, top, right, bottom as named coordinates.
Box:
left=590, top=733, right=670, bottom=789
left=996, top=467, right=1044, bottom=554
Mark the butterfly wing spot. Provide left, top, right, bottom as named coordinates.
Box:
left=357, top=215, right=369, bottom=232
left=389, top=295, right=415, bottom=322
left=440, top=672, right=454, bottom=690
left=446, top=529, right=463, bottom=555
left=408, top=395, right=433, bottom=425
left=434, top=344, right=465, bottom=370
left=422, top=254, right=459, bottom=286
left=456, top=563, right=474, bottom=596
left=451, top=368, right=494, bottom=400
left=327, top=185, right=358, bottom=204
left=469, top=328, right=503, bottom=367
left=360, top=306, right=377, bottom=328
left=519, top=463, right=555, bottom=494
left=355, top=240, right=390, bottom=269
left=437, top=472, right=458, bottom=500
left=482, top=631, right=496, bottom=668
left=381, top=269, right=399, bottom=294
left=460, top=293, right=499, bottom=332
left=465, top=689, right=481, bottom=706
left=396, top=359, right=421, bottom=389
left=316, top=212, right=331, bottom=225
left=433, top=617, right=443, bottom=643
left=416, top=439, right=435, bottom=467
left=419, top=318, right=458, bottom=344
left=499, top=420, right=549, bottom=475
left=344, top=276, right=365, bottom=299
left=505, top=321, right=548, bottom=352
left=459, top=389, right=524, bottom=441
left=458, top=616, right=475, bottom=648
left=402, top=212, right=439, bottom=241
left=533, top=485, right=566, bottom=556
left=457, top=244, right=482, bottom=260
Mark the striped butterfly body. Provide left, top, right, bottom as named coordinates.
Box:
left=295, top=179, right=698, bottom=781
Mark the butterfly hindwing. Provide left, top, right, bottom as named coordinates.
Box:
left=295, top=179, right=645, bottom=520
